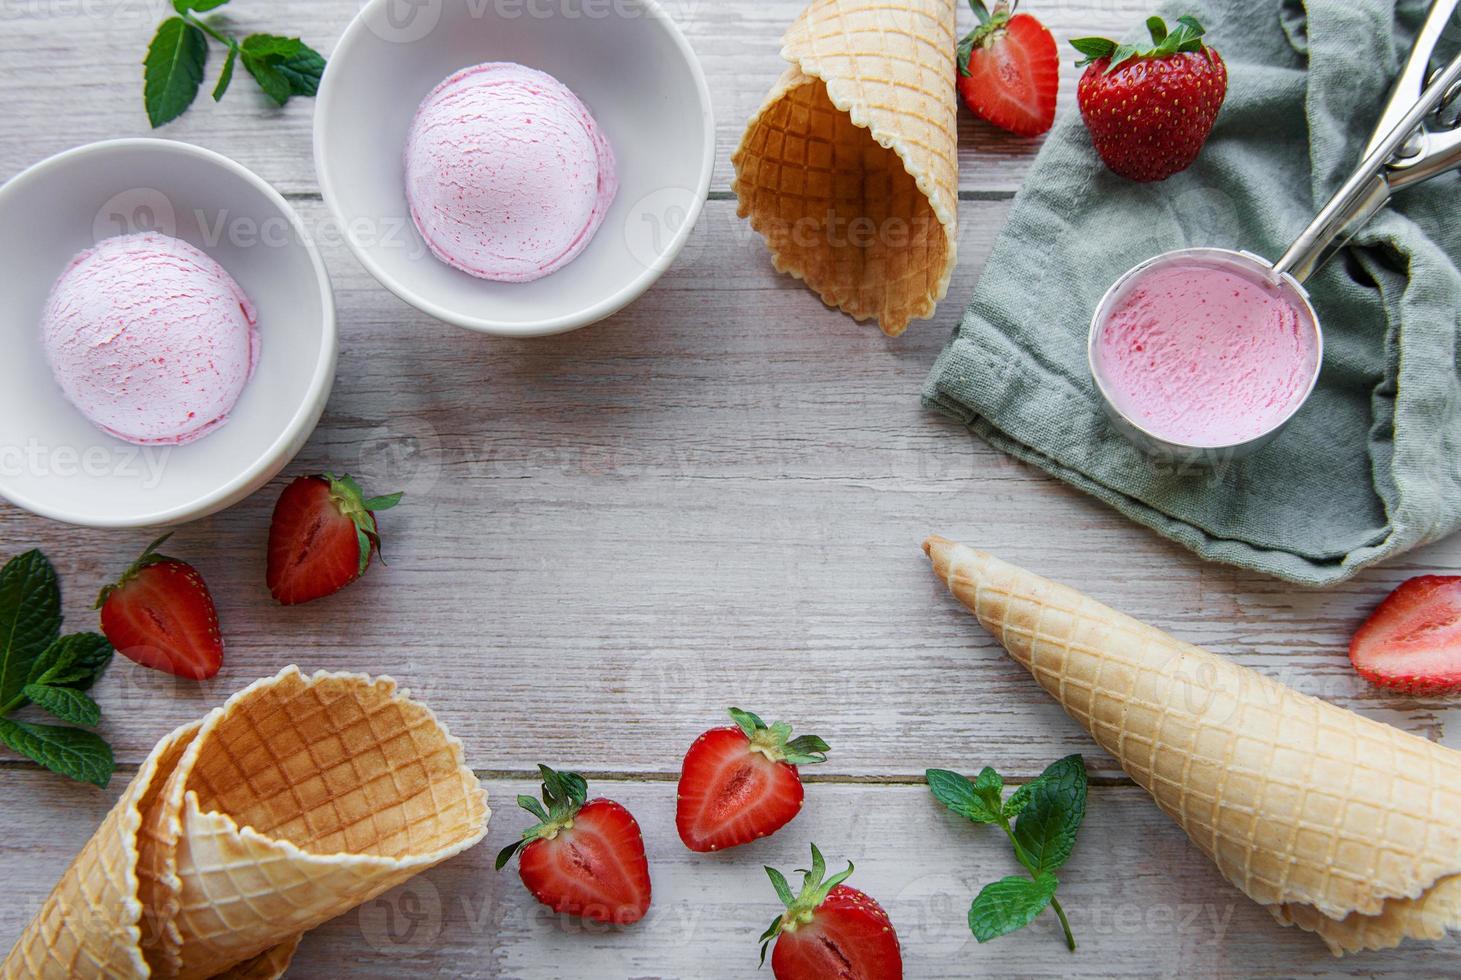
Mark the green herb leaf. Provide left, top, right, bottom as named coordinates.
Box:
left=0, top=551, right=63, bottom=710
left=22, top=684, right=101, bottom=727
left=1012, top=755, right=1088, bottom=874
left=968, top=872, right=1059, bottom=943
left=28, top=633, right=113, bottom=691
left=144, top=17, right=208, bottom=128
left=214, top=40, right=238, bottom=101
left=274, top=45, right=326, bottom=97
left=926, top=768, right=1001, bottom=823
left=173, top=0, right=230, bottom=11
left=1003, top=780, right=1035, bottom=819
left=242, top=51, right=291, bottom=106
left=0, top=718, right=113, bottom=788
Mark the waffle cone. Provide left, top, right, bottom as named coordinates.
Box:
left=732, top=0, right=958, bottom=336
left=4, top=667, right=489, bottom=978
left=923, top=537, right=1461, bottom=955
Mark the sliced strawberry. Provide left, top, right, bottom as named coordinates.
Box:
left=676, top=708, right=829, bottom=852
left=497, top=765, right=652, bottom=925
left=957, top=2, right=1060, bottom=137
left=1350, top=576, right=1461, bottom=694
left=760, top=845, right=903, bottom=980
left=96, top=534, right=223, bottom=680
left=266, top=473, right=402, bottom=605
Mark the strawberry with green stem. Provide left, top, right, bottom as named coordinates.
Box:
left=97, top=534, right=224, bottom=681
left=956, top=0, right=1060, bottom=137
left=266, top=474, right=402, bottom=605
left=758, top=844, right=903, bottom=979
left=1071, top=15, right=1228, bottom=182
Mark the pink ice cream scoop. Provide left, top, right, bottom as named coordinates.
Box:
left=41, top=232, right=259, bottom=447
left=404, top=62, right=618, bottom=283
left=1092, top=254, right=1320, bottom=449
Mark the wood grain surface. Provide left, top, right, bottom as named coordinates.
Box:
left=2, top=0, right=1459, bottom=976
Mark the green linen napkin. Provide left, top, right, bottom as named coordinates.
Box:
left=923, top=0, right=1461, bottom=585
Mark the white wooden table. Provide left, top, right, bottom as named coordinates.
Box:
left=3, top=1, right=1459, bottom=976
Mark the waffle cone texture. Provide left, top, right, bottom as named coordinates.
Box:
left=732, top=0, right=959, bottom=336
left=923, top=537, right=1461, bottom=956
left=3, top=666, right=490, bottom=978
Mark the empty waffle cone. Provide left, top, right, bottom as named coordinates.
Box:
left=4, top=667, right=489, bottom=979
left=923, top=536, right=1461, bottom=955
left=732, top=0, right=958, bottom=336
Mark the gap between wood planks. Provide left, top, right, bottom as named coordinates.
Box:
left=276, top=189, right=1021, bottom=203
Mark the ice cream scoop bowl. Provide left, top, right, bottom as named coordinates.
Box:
left=1088, top=4, right=1461, bottom=464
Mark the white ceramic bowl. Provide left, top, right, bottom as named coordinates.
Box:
left=315, top=0, right=715, bottom=336
left=0, top=139, right=337, bottom=528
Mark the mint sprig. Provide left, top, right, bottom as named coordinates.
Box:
left=1071, top=14, right=1209, bottom=73
left=143, top=0, right=326, bottom=127
left=0, top=551, right=115, bottom=787
left=927, top=754, right=1087, bottom=951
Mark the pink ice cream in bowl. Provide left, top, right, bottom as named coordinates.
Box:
left=1089, top=42, right=1461, bottom=463
left=315, top=0, right=714, bottom=337
left=0, top=139, right=336, bottom=528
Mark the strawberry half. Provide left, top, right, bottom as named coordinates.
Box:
left=1072, top=14, right=1228, bottom=181
left=96, top=534, right=223, bottom=680
left=676, top=707, right=829, bottom=853
left=957, top=0, right=1059, bottom=137
left=1350, top=576, right=1461, bottom=695
left=496, top=765, right=652, bottom=925
left=760, top=844, right=903, bottom=979
left=266, top=473, right=403, bottom=605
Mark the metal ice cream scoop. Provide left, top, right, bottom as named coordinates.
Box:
left=1088, top=0, right=1461, bottom=463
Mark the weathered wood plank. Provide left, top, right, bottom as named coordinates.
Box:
left=1, top=196, right=1458, bottom=782
left=0, top=0, right=1156, bottom=196
left=3, top=773, right=1456, bottom=977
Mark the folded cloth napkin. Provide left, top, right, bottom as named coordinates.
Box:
left=923, top=0, right=1461, bottom=585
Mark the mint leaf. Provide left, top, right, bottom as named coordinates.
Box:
left=214, top=40, right=238, bottom=101
left=22, top=684, right=101, bottom=727
left=968, top=873, right=1059, bottom=943
left=144, top=17, right=207, bottom=128
left=240, top=33, right=305, bottom=60
left=275, top=45, right=325, bottom=97
left=1003, top=780, right=1035, bottom=819
left=1013, top=755, right=1088, bottom=874
left=927, top=768, right=1001, bottom=823
left=28, top=633, right=113, bottom=691
left=242, top=51, right=291, bottom=106
left=174, top=0, right=230, bottom=11
left=0, top=718, right=113, bottom=788
left=0, top=551, right=62, bottom=710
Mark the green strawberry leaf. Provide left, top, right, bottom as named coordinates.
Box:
left=27, top=633, right=113, bottom=691
left=968, top=872, right=1059, bottom=942
left=0, top=551, right=62, bottom=710
left=362, top=492, right=405, bottom=513
left=214, top=40, right=238, bottom=101
left=927, top=768, right=1001, bottom=823
left=1146, top=16, right=1168, bottom=44
left=1070, top=36, right=1118, bottom=65
left=1013, top=755, right=1088, bottom=874
left=173, top=0, right=230, bottom=11
left=144, top=17, right=208, bottom=128
left=0, top=718, right=113, bottom=788
left=22, top=684, right=101, bottom=727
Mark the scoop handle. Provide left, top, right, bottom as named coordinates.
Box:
left=1274, top=51, right=1461, bottom=283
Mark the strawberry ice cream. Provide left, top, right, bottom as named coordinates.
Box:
left=404, top=62, right=617, bottom=283
left=41, top=232, right=259, bottom=447
left=1093, top=256, right=1318, bottom=447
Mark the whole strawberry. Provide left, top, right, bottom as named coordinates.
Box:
left=957, top=0, right=1059, bottom=137
left=496, top=765, right=652, bottom=925
left=96, top=534, right=223, bottom=680
left=759, top=844, right=903, bottom=979
left=676, top=707, right=829, bottom=852
left=266, top=474, right=402, bottom=605
left=1072, top=15, right=1227, bottom=181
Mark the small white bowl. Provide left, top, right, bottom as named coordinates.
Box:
left=0, top=139, right=337, bottom=529
left=315, top=0, right=715, bottom=337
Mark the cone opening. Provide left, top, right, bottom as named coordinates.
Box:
left=184, top=673, right=486, bottom=860
left=734, top=75, right=950, bottom=335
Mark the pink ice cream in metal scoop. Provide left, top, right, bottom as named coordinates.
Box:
left=1093, top=256, right=1319, bottom=448
left=41, top=232, right=259, bottom=447
left=404, top=62, right=618, bottom=283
